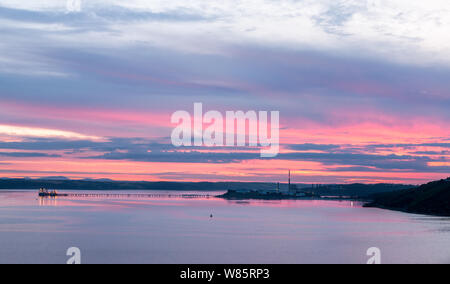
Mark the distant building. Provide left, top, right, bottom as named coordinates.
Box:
left=223, top=170, right=317, bottom=199
left=235, top=189, right=251, bottom=194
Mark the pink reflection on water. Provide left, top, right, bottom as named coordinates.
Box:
left=225, top=199, right=362, bottom=209
left=31, top=193, right=226, bottom=218
left=33, top=191, right=367, bottom=214
left=331, top=208, right=412, bottom=224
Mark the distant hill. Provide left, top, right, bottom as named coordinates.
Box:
left=0, top=178, right=410, bottom=197
left=37, top=176, right=71, bottom=181
left=305, top=183, right=411, bottom=198
left=0, top=178, right=278, bottom=191
left=365, top=178, right=450, bottom=216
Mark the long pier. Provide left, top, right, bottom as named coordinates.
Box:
left=61, top=193, right=213, bottom=199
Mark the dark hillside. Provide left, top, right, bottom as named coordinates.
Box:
left=365, top=178, right=450, bottom=216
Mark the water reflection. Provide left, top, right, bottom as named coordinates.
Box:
left=225, top=198, right=363, bottom=209
left=38, top=196, right=59, bottom=207
left=1, top=190, right=450, bottom=264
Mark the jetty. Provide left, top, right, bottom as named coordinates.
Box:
left=66, top=193, right=212, bottom=199
left=37, top=188, right=211, bottom=199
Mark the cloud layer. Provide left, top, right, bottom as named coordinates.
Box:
left=0, top=1, right=448, bottom=183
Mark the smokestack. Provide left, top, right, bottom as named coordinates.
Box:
left=288, top=170, right=291, bottom=192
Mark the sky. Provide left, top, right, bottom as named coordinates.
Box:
left=0, top=0, right=449, bottom=184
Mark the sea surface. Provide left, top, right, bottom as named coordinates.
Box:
left=0, top=190, right=449, bottom=264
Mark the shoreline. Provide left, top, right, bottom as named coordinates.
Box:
left=364, top=203, right=450, bottom=217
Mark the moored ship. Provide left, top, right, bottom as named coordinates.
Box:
left=38, top=188, right=68, bottom=197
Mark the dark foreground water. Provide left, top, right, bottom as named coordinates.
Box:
left=0, top=190, right=449, bottom=264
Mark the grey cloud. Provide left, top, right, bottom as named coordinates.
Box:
left=0, top=5, right=211, bottom=26
left=0, top=139, right=99, bottom=151
left=85, top=150, right=259, bottom=164
left=0, top=152, right=60, bottom=158
left=287, top=144, right=341, bottom=151
left=1, top=138, right=448, bottom=172
left=366, top=143, right=450, bottom=149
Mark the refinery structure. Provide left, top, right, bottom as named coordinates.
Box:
left=220, top=170, right=318, bottom=199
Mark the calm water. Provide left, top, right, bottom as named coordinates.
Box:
left=0, top=190, right=449, bottom=264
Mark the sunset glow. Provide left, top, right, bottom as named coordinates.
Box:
left=0, top=1, right=449, bottom=184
